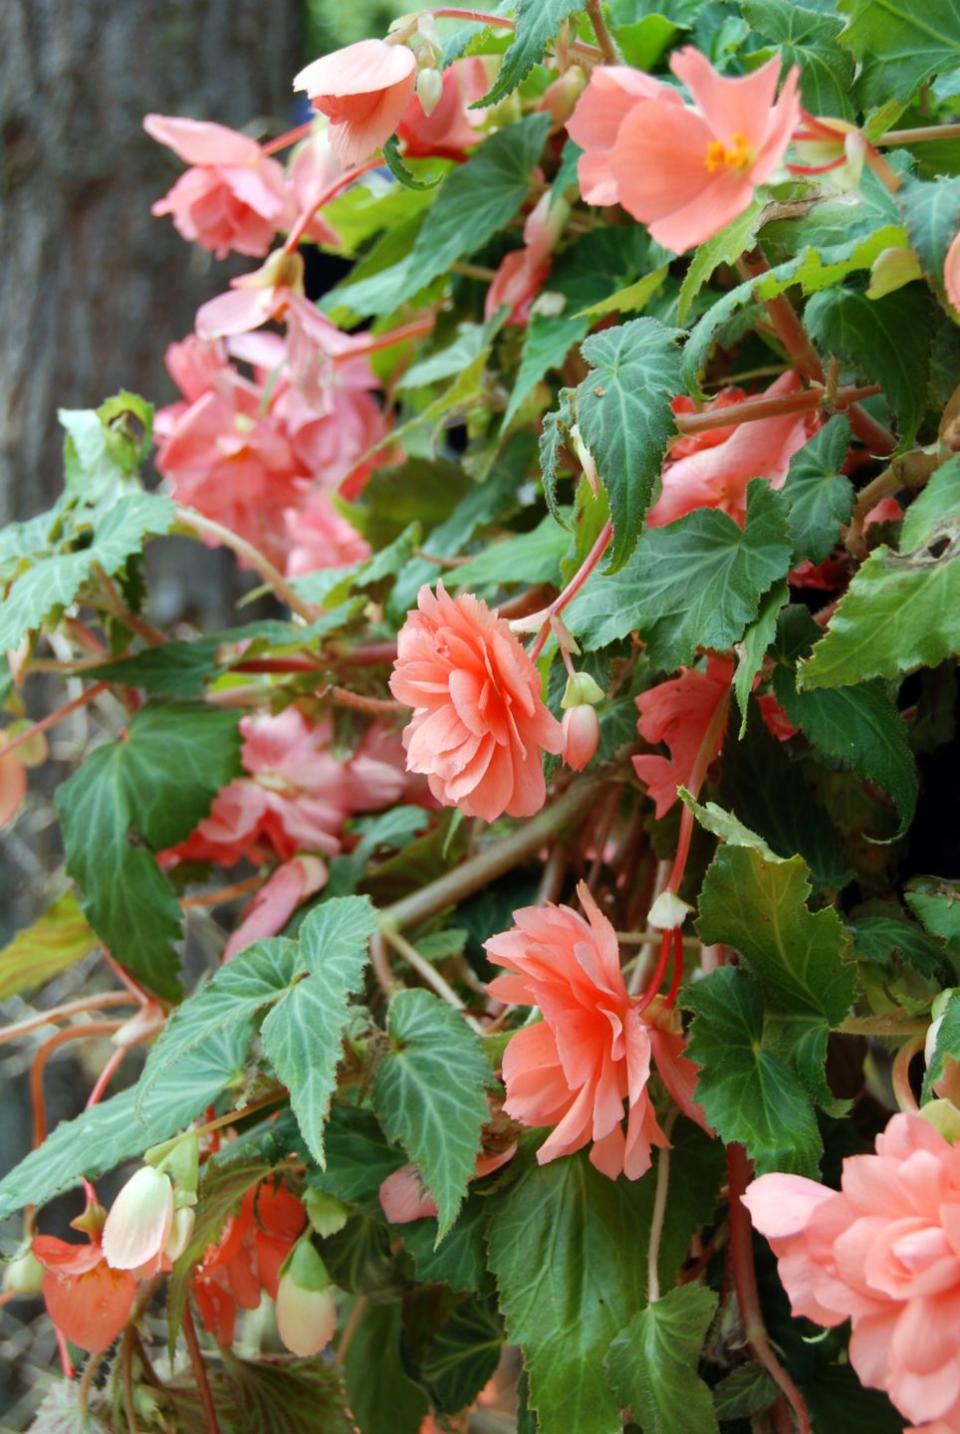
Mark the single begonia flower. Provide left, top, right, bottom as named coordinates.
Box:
left=294, top=40, right=417, bottom=165
left=567, top=66, right=677, bottom=207
left=390, top=583, right=562, bottom=822
left=196, top=248, right=305, bottom=341
left=144, top=115, right=292, bottom=260
left=485, top=882, right=705, bottom=1179
left=649, top=371, right=813, bottom=528
left=102, top=1166, right=175, bottom=1271
left=193, top=1181, right=306, bottom=1345
left=33, top=1229, right=137, bottom=1354
left=282, top=490, right=372, bottom=577
left=744, top=1113, right=960, bottom=1431
left=634, top=655, right=732, bottom=817
left=275, top=1240, right=338, bottom=1357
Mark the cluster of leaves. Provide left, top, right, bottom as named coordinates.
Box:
left=3, top=1, right=960, bottom=1432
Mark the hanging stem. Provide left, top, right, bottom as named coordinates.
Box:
left=282, top=157, right=382, bottom=254
left=31, top=1022, right=122, bottom=1146
left=85, top=1046, right=127, bottom=1108
left=181, top=1303, right=223, bottom=1434
left=524, top=520, right=613, bottom=662
left=878, top=122, right=960, bottom=146
left=667, top=688, right=731, bottom=896
left=727, top=1144, right=812, bottom=1434
left=0, top=682, right=109, bottom=764
left=673, top=383, right=880, bottom=437
left=379, top=923, right=484, bottom=1031
left=260, top=120, right=315, bottom=156
left=344, top=315, right=435, bottom=359
left=172, top=506, right=319, bottom=623
left=586, top=0, right=619, bottom=61
left=180, top=875, right=265, bottom=909
left=647, top=1111, right=679, bottom=1302
left=319, top=685, right=406, bottom=716
left=0, top=992, right=136, bottom=1045
left=335, top=1296, right=368, bottom=1365
left=121, top=1328, right=142, bottom=1434
left=892, top=1035, right=923, bottom=1112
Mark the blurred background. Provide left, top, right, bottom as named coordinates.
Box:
left=0, top=2, right=408, bottom=1422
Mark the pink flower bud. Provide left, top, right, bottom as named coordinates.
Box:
left=416, top=67, right=444, bottom=118
left=275, top=1240, right=337, bottom=1356
left=102, top=1167, right=174, bottom=1271
left=561, top=704, right=600, bottom=772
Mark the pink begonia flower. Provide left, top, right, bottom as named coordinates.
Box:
left=744, top=1112, right=960, bottom=1431
left=390, top=583, right=563, bottom=822
left=567, top=66, right=678, bottom=207
left=283, top=490, right=371, bottom=577
left=669, top=388, right=748, bottom=460
left=397, top=58, right=489, bottom=160
left=223, top=855, right=328, bottom=961
left=144, top=115, right=293, bottom=260
left=379, top=1145, right=517, bottom=1224
left=196, top=248, right=305, bottom=341
left=102, top=1166, right=175, bottom=1272
left=193, top=1182, right=306, bottom=1346
left=162, top=334, right=229, bottom=410
left=486, top=882, right=706, bottom=1179
left=864, top=496, right=904, bottom=530
left=569, top=51, right=800, bottom=252
left=294, top=39, right=417, bottom=166
left=634, top=655, right=732, bottom=818
left=485, top=193, right=565, bottom=327
left=756, top=693, right=798, bottom=743
left=33, top=1230, right=137, bottom=1354
left=286, top=132, right=342, bottom=247
left=947, top=231, right=960, bottom=313
left=561, top=704, right=600, bottom=771
left=648, top=371, right=814, bottom=528
left=163, top=708, right=406, bottom=870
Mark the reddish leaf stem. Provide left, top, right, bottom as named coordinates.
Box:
left=260, top=120, right=314, bottom=156
left=673, top=383, right=880, bottom=436
left=525, top=520, right=613, bottom=661
left=31, top=1022, right=122, bottom=1147
left=182, top=1302, right=223, bottom=1434
left=282, top=157, right=381, bottom=255
left=0, top=992, right=136, bottom=1046
left=727, top=1143, right=812, bottom=1434
left=0, top=682, right=109, bottom=764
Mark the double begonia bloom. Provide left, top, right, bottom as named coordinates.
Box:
left=648, top=371, right=813, bottom=528
left=744, top=1113, right=960, bottom=1431
left=485, top=883, right=706, bottom=1180
left=144, top=115, right=292, bottom=260
left=634, top=655, right=732, bottom=818
left=282, top=490, right=371, bottom=577
left=33, top=1231, right=137, bottom=1354
left=193, top=1181, right=306, bottom=1346
left=294, top=39, right=417, bottom=165
left=390, top=583, right=562, bottom=822
left=397, top=58, right=488, bottom=160
left=165, top=708, right=407, bottom=869
left=946, top=231, right=960, bottom=314
left=568, top=50, right=800, bottom=252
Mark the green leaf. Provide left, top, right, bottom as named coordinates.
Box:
left=0, top=893, right=99, bottom=999
left=923, top=989, right=960, bottom=1099
left=804, top=285, right=934, bottom=444
left=0, top=491, right=173, bottom=651
left=486, top=1153, right=651, bottom=1434
left=308, top=1101, right=407, bottom=1201
left=420, top=1293, right=503, bottom=1414
left=744, top=1, right=856, bottom=118
left=56, top=703, right=241, bottom=999
left=202, top=1357, right=352, bottom=1434
left=344, top=1302, right=430, bottom=1434
left=773, top=667, right=917, bottom=833
left=260, top=898, right=377, bottom=1166
left=782, top=415, right=855, bottom=564
left=382, top=134, right=444, bottom=191
left=695, top=815, right=855, bottom=1023
left=851, top=911, right=946, bottom=977
left=838, top=0, right=960, bottom=107
left=684, top=967, right=823, bottom=1174
left=677, top=197, right=766, bottom=325
left=479, top=0, right=586, bottom=105
left=905, top=876, right=960, bottom=955
left=397, top=322, right=491, bottom=390
left=398, top=1196, right=489, bottom=1294
left=713, top=1363, right=779, bottom=1420
left=568, top=481, right=792, bottom=665
left=0, top=1023, right=250, bottom=1218
left=447, top=514, right=568, bottom=590
left=539, top=389, right=576, bottom=528
left=899, top=174, right=960, bottom=307
left=506, top=313, right=591, bottom=428
left=86, top=637, right=222, bottom=697
left=606, top=1284, right=720, bottom=1434
left=61, top=392, right=153, bottom=498
left=575, top=317, right=684, bottom=570
left=137, top=940, right=298, bottom=1108
left=374, top=989, right=491, bottom=1238
left=734, top=580, right=788, bottom=736
left=799, top=456, right=960, bottom=688
left=576, top=266, right=669, bottom=320
left=359, top=114, right=551, bottom=316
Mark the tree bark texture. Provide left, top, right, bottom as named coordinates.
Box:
left=0, top=0, right=300, bottom=532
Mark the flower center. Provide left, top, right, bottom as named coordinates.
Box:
left=704, top=132, right=753, bottom=173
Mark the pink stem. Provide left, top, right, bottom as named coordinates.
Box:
left=673, top=383, right=880, bottom=437
left=282, top=157, right=382, bottom=255
left=85, top=1046, right=126, bottom=1108
left=260, top=120, right=314, bottom=156
left=527, top=520, right=613, bottom=662
left=667, top=687, right=731, bottom=895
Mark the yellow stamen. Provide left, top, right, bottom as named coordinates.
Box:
left=704, top=132, right=753, bottom=173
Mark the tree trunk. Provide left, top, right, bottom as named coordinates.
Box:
left=0, top=0, right=299, bottom=537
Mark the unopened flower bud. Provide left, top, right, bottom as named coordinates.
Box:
left=561, top=704, right=600, bottom=772
left=4, top=1248, right=44, bottom=1296
left=102, top=1166, right=174, bottom=1270
left=416, top=66, right=444, bottom=117
left=647, top=891, right=693, bottom=931
left=304, top=1189, right=349, bottom=1238
left=275, top=1239, right=337, bottom=1357
left=561, top=671, right=605, bottom=710
left=164, top=1207, right=196, bottom=1263
left=538, top=67, right=587, bottom=127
